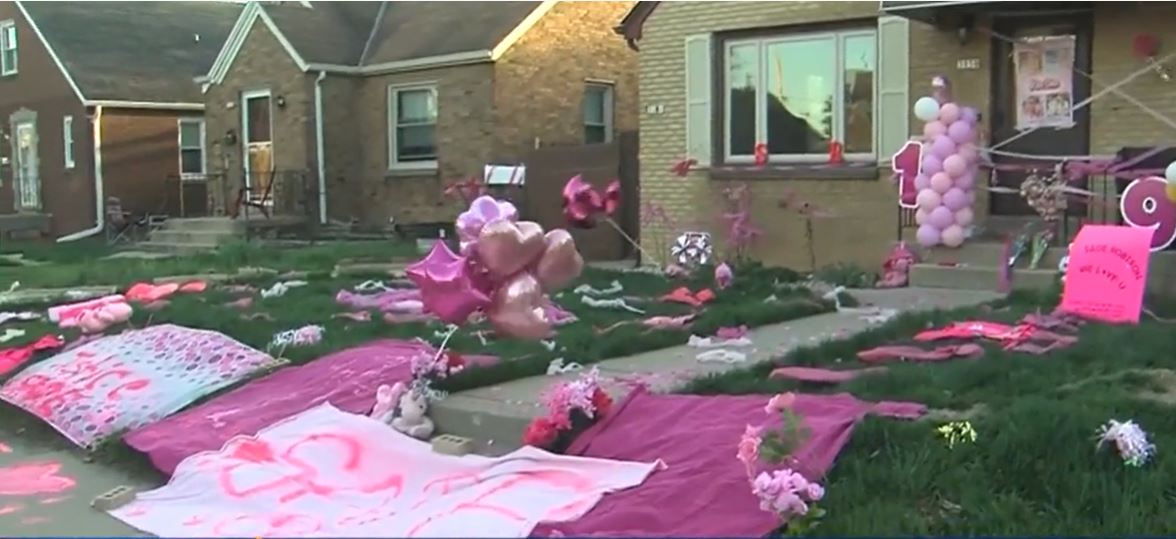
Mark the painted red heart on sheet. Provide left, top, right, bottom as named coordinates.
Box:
left=0, top=462, right=76, bottom=496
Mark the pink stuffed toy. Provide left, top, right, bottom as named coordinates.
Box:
left=714, top=262, right=734, bottom=290
left=370, top=382, right=408, bottom=424
left=876, top=241, right=918, bottom=288
left=76, top=302, right=133, bottom=334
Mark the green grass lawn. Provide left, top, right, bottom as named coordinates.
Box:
left=684, top=289, right=1176, bottom=535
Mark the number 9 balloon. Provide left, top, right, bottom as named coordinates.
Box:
left=1120, top=176, right=1176, bottom=251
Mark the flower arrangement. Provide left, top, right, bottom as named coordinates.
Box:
left=737, top=392, right=825, bottom=535
left=522, top=367, right=614, bottom=453
left=406, top=347, right=466, bottom=401
left=1096, top=419, right=1156, bottom=467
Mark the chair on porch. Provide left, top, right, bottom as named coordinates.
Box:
left=105, top=197, right=137, bottom=245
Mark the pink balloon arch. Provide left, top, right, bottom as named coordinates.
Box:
left=902, top=78, right=980, bottom=248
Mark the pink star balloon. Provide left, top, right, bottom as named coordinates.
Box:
left=406, top=241, right=490, bottom=324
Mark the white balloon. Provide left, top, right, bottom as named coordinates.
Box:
left=1166, top=161, right=1176, bottom=183
left=913, top=97, right=941, bottom=123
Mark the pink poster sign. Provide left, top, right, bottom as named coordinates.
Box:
left=1059, top=225, right=1153, bottom=324
left=892, top=140, right=922, bottom=209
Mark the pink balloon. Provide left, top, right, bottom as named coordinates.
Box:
left=942, top=187, right=968, bottom=211
left=928, top=206, right=954, bottom=229
left=967, top=191, right=976, bottom=204
left=915, top=208, right=930, bottom=225
left=941, top=224, right=965, bottom=247
left=938, top=103, right=961, bottom=124
left=916, top=189, right=942, bottom=211
left=930, top=135, right=956, bottom=159
left=943, top=155, right=967, bottom=178
left=916, top=224, right=941, bottom=247
left=957, top=143, right=978, bottom=164
left=923, top=121, right=947, bottom=139
left=913, top=173, right=931, bottom=191
left=961, top=107, right=979, bottom=124
left=922, top=154, right=943, bottom=176
left=955, top=207, right=974, bottom=227
left=930, top=172, right=953, bottom=194
left=947, top=120, right=974, bottom=145
left=954, top=172, right=976, bottom=190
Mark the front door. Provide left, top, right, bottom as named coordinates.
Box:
left=13, top=121, right=40, bottom=211
left=989, top=12, right=1093, bottom=216
left=241, top=90, right=274, bottom=204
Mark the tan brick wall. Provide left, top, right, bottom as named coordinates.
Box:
left=319, top=75, right=362, bottom=222
left=204, top=21, right=314, bottom=216
left=492, top=1, right=639, bottom=164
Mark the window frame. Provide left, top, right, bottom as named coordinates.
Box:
left=583, top=82, right=615, bottom=144
left=177, top=118, right=206, bottom=179
left=719, top=27, right=877, bottom=166
left=0, top=19, right=17, bottom=76
left=62, top=116, right=74, bottom=169
left=386, top=83, right=439, bottom=171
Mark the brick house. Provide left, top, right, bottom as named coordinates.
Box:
left=197, top=0, right=637, bottom=229
left=618, top=1, right=1176, bottom=271
left=0, top=1, right=240, bottom=240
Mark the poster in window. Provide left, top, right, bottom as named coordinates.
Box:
left=1013, top=35, right=1075, bottom=130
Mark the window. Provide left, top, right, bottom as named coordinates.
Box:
left=388, top=85, right=437, bottom=168
left=0, top=20, right=16, bottom=76
left=583, top=83, right=614, bottom=144
left=62, top=116, right=74, bottom=169
left=178, top=118, right=205, bottom=177
left=722, top=29, right=876, bottom=163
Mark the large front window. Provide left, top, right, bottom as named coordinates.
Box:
left=723, top=29, right=876, bottom=163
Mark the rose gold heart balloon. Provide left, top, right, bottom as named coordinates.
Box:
left=476, top=219, right=547, bottom=279
left=534, top=229, right=584, bottom=292
left=487, top=272, right=552, bottom=340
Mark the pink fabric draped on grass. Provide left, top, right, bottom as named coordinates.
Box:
left=532, top=388, right=925, bottom=537
left=124, top=339, right=498, bottom=475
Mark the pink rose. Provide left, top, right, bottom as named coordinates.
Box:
left=765, top=392, right=797, bottom=415
left=806, top=483, right=825, bottom=501
left=737, top=425, right=763, bottom=471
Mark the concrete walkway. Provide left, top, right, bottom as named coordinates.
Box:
left=431, top=287, right=1002, bottom=455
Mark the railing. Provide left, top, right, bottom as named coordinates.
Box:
left=228, top=169, right=320, bottom=241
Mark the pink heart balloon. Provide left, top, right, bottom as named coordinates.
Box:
left=476, top=219, right=547, bottom=278
left=487, top=273, right=552, bottom=340
left=534, top=229, right=584, bottom=292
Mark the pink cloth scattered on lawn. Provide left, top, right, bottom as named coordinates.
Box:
left=857, top=343, right=984, bottom=363
left=124, top=339, right=498, bottom=475
left=335, top=289, right=424, bottom=313
left=533, top=388, right=925, bottom=537
left=47, top=295, right=125, bottom=327
left=769, top=366, right=887, bottom=384
left=545, top=303, right=578, bottom=325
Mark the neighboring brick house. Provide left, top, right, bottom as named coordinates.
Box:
left=198, top=0, right=637, bottom=229
left=618, top=1, right=1176, bottom=271
left=0, top=1, right=240, bottom=239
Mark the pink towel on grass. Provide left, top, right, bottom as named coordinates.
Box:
left=856, top=343, right=984, bottom=363
left=47, top=294, right=126, bottom=327
left=532, top=388, right=925, bottom=537
left=124, top=339, right=497, bottom=475
left=770, top=366, right=887, bottom=384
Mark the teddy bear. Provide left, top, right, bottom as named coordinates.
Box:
left=369, top=382, right=435, bottom=440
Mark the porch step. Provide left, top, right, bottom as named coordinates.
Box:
left=146, top=229, right=238, bottom=246
left=158, top=217, right=245, bottom=234
left=136, top=241, right=221, bottom=255
left=920, top=241, right=1067, bottom=270
left=909, top=263, right=1058, bottom=292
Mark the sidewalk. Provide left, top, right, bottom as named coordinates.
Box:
left=431, top=288, right=1003, bottom=454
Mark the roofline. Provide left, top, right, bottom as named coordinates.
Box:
left=614, top=1, right=659, bottom=51
left=84, top=100, right=205, bottom=111
left=306, top=50, right=493, bottom=75
left=206, top=2, right=309, bottom=88
left=356, top=0, right=387, bottom=66
left=14, top=0, right=87, bottom=103
left=490, top=0, right=558, bottom=61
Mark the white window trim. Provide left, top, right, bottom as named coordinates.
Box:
left=584, top=82, right=615, bottom=144
left=722, top=28, right=877, bottom=165
left=0, top=19, right=17, bottom=76
left=387, top=83, right=439, bottom=171
left=62, top=116, right=74, bottom=169
left=177, top=118, right=206, bottom=179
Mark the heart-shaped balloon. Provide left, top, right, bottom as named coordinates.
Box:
left=456, top=195, right=519, bottom=245
left=534, top=229, right=584, bottom=292
left=476, top=219, right=546, bottom=279
left=487, top=272, right=551, bottom=340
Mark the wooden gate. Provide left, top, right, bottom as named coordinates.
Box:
left=522, top=131, right=639, bottom=261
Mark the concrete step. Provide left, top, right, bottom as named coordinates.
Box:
left=136, top=241, right=220, bottom=254
left=159, top=217, right=245, bottom=234
left=909, top=263, right=1057, bottom=291
left=147, top=229, right=237, bottom=246
left=921, top=241, right=1067, bottom=270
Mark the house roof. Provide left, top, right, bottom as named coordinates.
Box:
left=20, top=1, right=243, bottom=104
left=207, top=1, right=548, bottom=82
left=615, top=1, right=659, bottom=50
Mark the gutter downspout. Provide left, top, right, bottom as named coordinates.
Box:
left=314, top=71, right=327, bottom=224
left=57, top=105, right=104, bottom=242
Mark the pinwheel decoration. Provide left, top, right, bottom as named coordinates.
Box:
left=671, top=231, right=713, bottom=267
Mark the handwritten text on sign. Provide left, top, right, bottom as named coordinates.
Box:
left=1060, top=225, right=1153, bottom=323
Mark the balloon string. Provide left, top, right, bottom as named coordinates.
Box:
left=603, top=217, right=659, bottom=266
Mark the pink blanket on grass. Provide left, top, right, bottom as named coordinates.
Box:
left=769, top=366, right=887, bottom=383
left=532, top=388, right=925, bottom=537
left=111, top=403, right=660, bottom=538
left=124, top=340, right=498, bottom=475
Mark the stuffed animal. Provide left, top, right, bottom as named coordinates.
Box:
left=391, top=389, right=435, bottom=440
left=369, top=382, right=407, bottom=424
left=876, top=241, right=918, bottom=288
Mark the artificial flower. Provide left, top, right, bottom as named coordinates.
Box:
left=750, top=468, right=824, bottom=520
left=1096, top=419, right=1155, bottom=467
left=935, top=421, right=978, bottom=449
left=765, top=392, right=797, bottom=415
left=737, top=424, right=763, bottom=475
left=591, top=387, right=613, bottom=417
left=522, top=417, right=559, bottom=448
